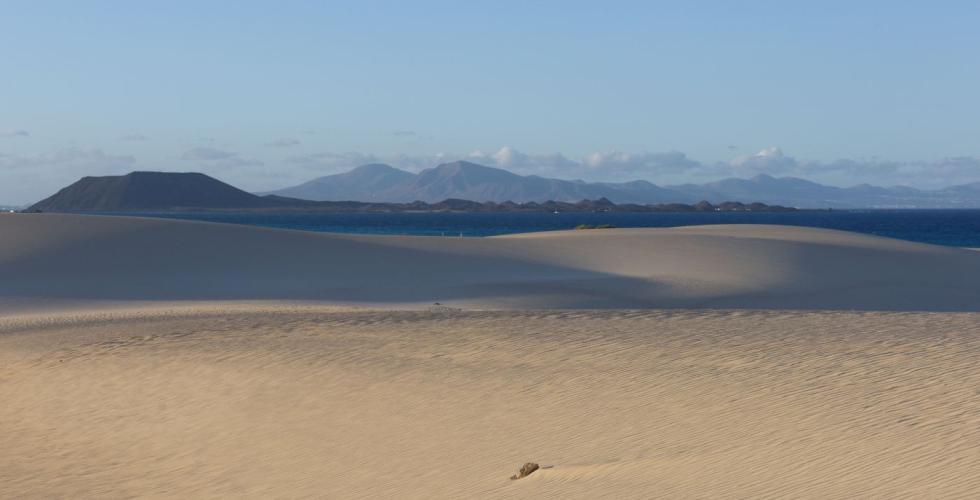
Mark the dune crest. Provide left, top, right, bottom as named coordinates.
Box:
left=2, top=213, right=979, bottom=311
left=4, top=215, right=980, bottom=497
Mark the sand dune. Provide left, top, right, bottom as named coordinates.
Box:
left=3, top=307, right=980, bottom=498
left=4, top=214, right=980, bottom=497
left=2, top=213, right=979, bottom=311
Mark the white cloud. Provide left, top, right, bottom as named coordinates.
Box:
left=0, top=148, right=136, bottom=171
left=581, top=150, right=706, bottom=177
left=0, top=148, right=138, bottom=204
left=730, top=147, right=797, bottom=174
left=182, top=147, right=235, bottom=161
left=460, top=147, right=715, bottom=182
left=181, top=147, right=262, bottom=168
left=287, top=146, right=719, bottom=182
left=287, top=151, right=449, bottom=173
left=0, top=129, right=29, bottom=138
left=467, top=146, right=578, bottom=174
left=288, top=151, right=383, bottom=170
left=9, top=141, right=978, bottom=206
left=265, top=138, right=300, bottom=148
left=726, top=147, right=980, bottom=188
left=120, top=133, right=149, bottom=142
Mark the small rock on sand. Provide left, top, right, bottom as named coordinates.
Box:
left=510, top=462, right=540, bottom=480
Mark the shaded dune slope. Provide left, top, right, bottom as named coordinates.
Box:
left=1, top=214, right=979, bottom=310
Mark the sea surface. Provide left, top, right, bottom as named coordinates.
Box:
left=107, top=209, right=980, bottom=247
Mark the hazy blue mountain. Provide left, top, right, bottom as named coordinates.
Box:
left=669, top=174, right=860, bottom=207
left=34, top=165, right=980, bottom=211
left=942, top=181, right=980, bottom=194
left=263, top=163, right=415, bottom=201
left=266, top=161, right=980, bottom=207
left=26, top=171, right=797, bottom=213
left=667, top=174, right=980, bottom=208
left=391, top=161, right=681, bottom=203
left=268, top=161, right=680, bottom=204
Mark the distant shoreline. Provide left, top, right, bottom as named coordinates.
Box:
left=15, top=207, right=980, bottom=214
left=15, top=208, right=978, bottom=247
left=26, top=198, right=799, bottom=214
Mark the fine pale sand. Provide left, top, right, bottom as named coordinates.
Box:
left=2, top=214, right=980, bottom=498
left=3, top=213, right=980, bottom=311
left=2, top=307, right=980, bottom=498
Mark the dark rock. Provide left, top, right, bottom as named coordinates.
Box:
left=510, top=462, right=540, bottom=480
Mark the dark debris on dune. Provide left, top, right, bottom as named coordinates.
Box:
left=510, top=462, right=540, bottom=480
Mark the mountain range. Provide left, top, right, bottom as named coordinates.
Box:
left=265, top=161, right=980, bottom=208
left=25, top=161, right=980, bottom=211
left=26, top=171, right=795, bottom=213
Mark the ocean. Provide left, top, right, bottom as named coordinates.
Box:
left=110, top=209, right=980, bottom=247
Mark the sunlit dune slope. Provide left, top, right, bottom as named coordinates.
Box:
left=1, top=213, right=978, bottom=310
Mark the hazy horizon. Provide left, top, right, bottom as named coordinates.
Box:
left=3, top=1, right=979, bottom=204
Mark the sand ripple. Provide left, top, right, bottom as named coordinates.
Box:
left=2, top=307, right=979, bottom=498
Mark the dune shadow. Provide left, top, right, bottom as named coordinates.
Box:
left=3, top=215, right=980, bottom=311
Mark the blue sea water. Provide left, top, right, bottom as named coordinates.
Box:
left=116, top=210, right=980, bottom=247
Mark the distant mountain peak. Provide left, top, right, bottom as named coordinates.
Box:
left=260, top=162, right=980, bottom=208
left=29, top=171, right=268, bottom=211
left=349, top=163, right=403, bottom=173
left=261, top=163, right=414, bottom=201
left=426, top=160, right=516, bottom=175
left=439, top=160, right=489, bottom=168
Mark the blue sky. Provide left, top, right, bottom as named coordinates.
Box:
left=2, top=1, right=979, bottom=204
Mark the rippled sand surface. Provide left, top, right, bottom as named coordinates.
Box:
left=3, top=306, right=979, bottom=498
